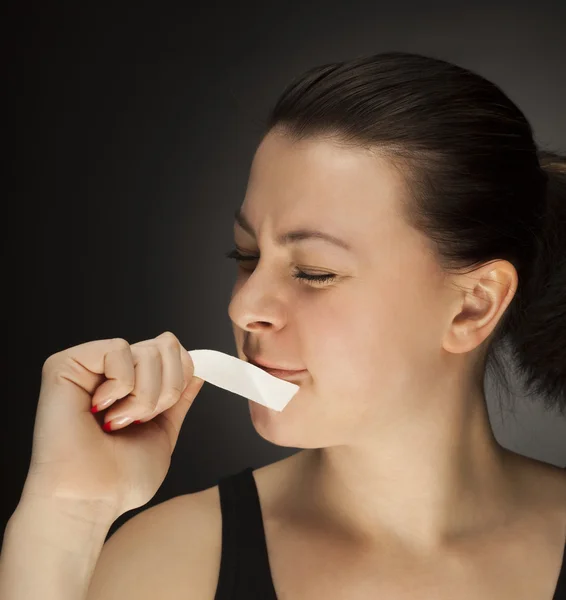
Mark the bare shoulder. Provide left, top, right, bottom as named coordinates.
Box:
left=88, top=484, right=222, bottom=600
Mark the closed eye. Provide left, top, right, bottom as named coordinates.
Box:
left=224, top=248, right=336, bottom=285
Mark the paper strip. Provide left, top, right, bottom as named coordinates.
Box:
left=187, top=349, right=300, bottom=412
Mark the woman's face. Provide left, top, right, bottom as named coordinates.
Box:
left=228, top=131, right=452, bottom=449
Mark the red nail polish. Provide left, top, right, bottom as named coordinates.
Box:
left=103, top=421, right=113, bottom=432
left=134, top=420, right=142, bottom=424
left=91, top=405, right=100, bottom=414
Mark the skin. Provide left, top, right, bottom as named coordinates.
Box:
left=227, top=128, right=527, bottom=554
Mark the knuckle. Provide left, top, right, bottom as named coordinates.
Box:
left=133, top=376, right=153, bottom=394
left=132, top=386, right=155, bottom=404
left=110, top=337, right=130, bottom=351
left=42, top=353, right=81, bottom=382
left=41, top=353, right=59, bottom=374
left=168, top=381, right=185, bottom=397
left=158, top=331, right=180, bottom=349
left=115, top=378, right=136, bottom=394
left=157, top=392, right=173, bottom=406
left=160, top=390, right=179, bottom=407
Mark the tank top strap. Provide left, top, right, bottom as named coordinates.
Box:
left=553, top=539, right=566, bottom=599
left=214, top=466, right=278, bottom=600
left=212, top=467, right=566, bottom=599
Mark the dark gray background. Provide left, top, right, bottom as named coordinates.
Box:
left=4, top=0, right=566, bottom=539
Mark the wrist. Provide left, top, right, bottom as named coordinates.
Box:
left=17, top=477, right=120, bottom=526
left=1, top=496, right=115, bottom=600
left=9, top=494, right=117, bottom=540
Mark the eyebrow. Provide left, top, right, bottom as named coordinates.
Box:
left=233, top=208, right=353, bottom=252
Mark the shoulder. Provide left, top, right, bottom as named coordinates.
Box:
left=88, top=484, right=222, bottom=600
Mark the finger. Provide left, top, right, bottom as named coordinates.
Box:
left=137, top=332, right=186, bottom=423
left=103, top=344, right=162, bottom=429
left=42, top=338, right=134, bottom=414
left=90, top=344, right=136, bottom=412
left=152, top=343, right=205, bottom=449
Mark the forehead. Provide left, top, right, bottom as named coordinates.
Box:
left=249, top=132, right=397, bottom=200
left=241, top=132, right=408, bottom=251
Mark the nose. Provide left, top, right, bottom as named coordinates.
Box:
left=227, top=267, right=288, bottom=334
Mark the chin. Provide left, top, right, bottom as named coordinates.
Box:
left=247, top=391, right=326, bottom=449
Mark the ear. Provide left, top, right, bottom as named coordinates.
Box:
left=443, top=260, right=518, bottom=355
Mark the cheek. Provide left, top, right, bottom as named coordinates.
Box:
left=300, top=288, right=394, bottom=360
left=301, top=285, right=432, bottom=398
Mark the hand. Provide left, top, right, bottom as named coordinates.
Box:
left=20, top=332, right=205, bottom=521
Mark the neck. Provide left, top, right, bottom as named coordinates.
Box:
left=297, top=389, right=519, bottom=554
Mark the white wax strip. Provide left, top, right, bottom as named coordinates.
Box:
left=187, top=349, right=300, bottom=412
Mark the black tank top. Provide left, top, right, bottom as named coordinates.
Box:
left=213, top=466, right=566, bottom=600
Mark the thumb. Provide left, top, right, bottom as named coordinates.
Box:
left=155, top=347, right=205, bottom=449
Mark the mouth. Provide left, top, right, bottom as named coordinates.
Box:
left=259, top=367, right=308, bottom=382
left=245, top=356, right=308, bottom=382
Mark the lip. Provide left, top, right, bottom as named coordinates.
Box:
left=260, top=367, right=308, bottom=382
left=260, top=366, right=307, bottom=377
left=245, top=356, right=307, bottom=380
left=245, top=355, right=305, bottom=372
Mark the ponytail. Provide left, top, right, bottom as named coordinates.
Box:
left=505, top=150, right=566, bottom=415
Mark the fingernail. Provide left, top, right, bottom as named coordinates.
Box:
left=103, top=416, right=134, bottom=431
left=133, top=420, right=142, bottom=424
left=112, top=416, right=134, bottom=427
left=91, top=397, right=114, bottom=413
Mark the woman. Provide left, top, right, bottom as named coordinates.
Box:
left=2, top=52, right=565, bottom=599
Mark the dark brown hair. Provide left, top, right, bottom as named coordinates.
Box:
left=261, top=51, right=566, bottom=417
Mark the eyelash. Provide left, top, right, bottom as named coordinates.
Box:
left=224, top=248, right=336, bottom=285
